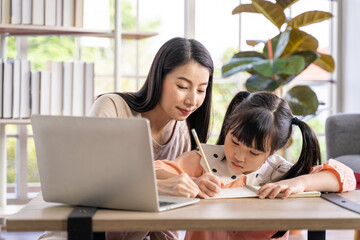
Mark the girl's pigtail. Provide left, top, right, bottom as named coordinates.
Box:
left=281, top=118, right=322, bottom=180
left=216, top=91, right=250, bottom=145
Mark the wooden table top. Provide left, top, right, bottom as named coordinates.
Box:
left=6, top=191, right=360, bottom=232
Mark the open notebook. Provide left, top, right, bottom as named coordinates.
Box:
left=209, top=185, right=321, bottom=199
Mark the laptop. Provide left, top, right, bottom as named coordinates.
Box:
left=31, top=115, right=200, bottom=212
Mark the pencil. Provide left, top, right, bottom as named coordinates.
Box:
left=191, top=129, right=212, bottom=174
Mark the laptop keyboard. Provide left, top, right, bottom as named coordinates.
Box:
left=159, top=201, right=175, bottom=207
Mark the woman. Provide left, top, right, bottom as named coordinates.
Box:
left=90, top=37, right=213, bottom=197
left=39, top=37, right=214, bottom=240
left=90, top=37, right=214, bottom=240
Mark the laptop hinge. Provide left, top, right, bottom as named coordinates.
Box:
left=67, top=206, right=105, bottom=240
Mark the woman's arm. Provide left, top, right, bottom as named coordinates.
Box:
left=156, top=173, right=203, bottom=198
left=154, top=151, right=205, bottom=178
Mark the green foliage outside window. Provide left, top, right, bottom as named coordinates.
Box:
left=6, top=138, right=16, bottom=183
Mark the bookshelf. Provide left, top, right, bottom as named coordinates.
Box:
left=0, top=24, right=157, bottom=39
left=0, top=1, right=158, bottom=208
left=0, top=119, right=31, bottom=124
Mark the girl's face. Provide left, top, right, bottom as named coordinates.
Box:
left=224, top=130, right=271, bottom=175
left=158, top=60, right=209, bottom=121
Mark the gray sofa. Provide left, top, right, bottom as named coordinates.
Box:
left=325, top=113, right=360, bottom=175
left=325, top=113, right=360, bottom=240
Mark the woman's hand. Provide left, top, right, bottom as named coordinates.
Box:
left=156, top=173, right=201, bottom=198
left=256, top=178, right=307, bottom=199
left=193, top=173, right=223, bottom=198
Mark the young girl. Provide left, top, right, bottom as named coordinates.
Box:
left=155, top=91, right=356, bottom=240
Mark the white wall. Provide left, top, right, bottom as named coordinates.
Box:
left=340, top=0, right=360, bottom=113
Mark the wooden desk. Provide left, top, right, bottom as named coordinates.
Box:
left=5, top=191, right=360, bottom=239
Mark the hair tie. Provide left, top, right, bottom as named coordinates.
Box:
left=292, top=117, right=300, bottom=126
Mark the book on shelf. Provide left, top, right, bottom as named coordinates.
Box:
left=32, top=0, right=44, bottom=25
left=0, top=59, right=3, bottom=118
left=0, top=60, right=94, bottom=119
left=20, top=60, right=31, bottom=118
left=56, top=0, right=62, bottom=26
left=12, top=59, right=21, bottom=119
left=63, top=0, right=74, bottom=27
left=63, top=61, right=73, bottom=116
left=84, top=62, right=94, bottom=116
left=22, top=0, right=32, bottom=25
left=72, top=60, right=85, bottom=116
left=0, top=0, right=88, bottom=28
left=40, top=71, right=51, bottom=115
left=3, top=60, right=13, bottom=118
left=209, top=185, right=321, bottom=199
left=11, top=0, right=22, bottom=24
left=74, top=0, right=83, bottom=28
left=31, top=71, right=40, bottom=115
left=50, top=61, right=63, bottom=115
left=1, top=0, right=11, bottom=24
left=45, top=0, right=56, bottom=26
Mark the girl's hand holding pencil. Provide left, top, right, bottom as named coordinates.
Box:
left=191, top=129, right=212, bottom=173
left=191, top=129, right=224, bottom=198
left=193, top=173, right=223, bottom=198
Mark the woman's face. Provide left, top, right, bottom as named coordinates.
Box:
left=158, top=60, right=209, bottom=121
left=224, top=130, right=271, bottom=175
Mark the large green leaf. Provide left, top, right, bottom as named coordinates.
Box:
left=292, top=51, right=319, bottom=68
left=233, top=51, right=266, bottom=59
left=250, top=56, right=304, bottom=78
left=287, top=11, right=333, bottom=29
left=276, top=0, right=299, bottom=9
left=252, top=0, right=286, bottom=29
left=263, top=32, right=290, bottom=59
left=245, top=74, right=275, bottom=92
left=222, top=57, right=263, bottom=77
left=273, top=55, right=305, bottom=75
left=284, top=85, right=319, bottom=115
left=273, top=31, right=290, bottom=59
left=282, top=29, right=318, bottom=57
left=232, top=4, right=260, bottom=15
left=313, top=52, right=335, bottom=72
left=277, top=74, right=297, bottom=86
left=252, top=60, right=274, bottom=77
left=246, top=40, right=264, bottom=47
left=274, top=52, right=318, bottom=87
left=245, top=74, right=285, bottom=92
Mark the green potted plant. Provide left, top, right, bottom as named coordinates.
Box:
left=222, top=0, right=334, bottom=115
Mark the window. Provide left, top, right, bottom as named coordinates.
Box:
left=5, top=0, right=338, bottom=203
left=283, top=0, right=337, bottom=163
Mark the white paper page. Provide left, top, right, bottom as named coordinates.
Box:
left=208, top=186, right=258, bottom=199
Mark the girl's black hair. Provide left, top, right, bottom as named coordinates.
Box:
left=115, top=37, right=214, bottom=149
left=217, top=91, right=250, bottom=145
left=217, top=91, right=321, bottom=179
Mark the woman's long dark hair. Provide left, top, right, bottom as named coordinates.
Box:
left=116, top=37, right=214, bottom=149
left=217, top=91, right=321, bottom=179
